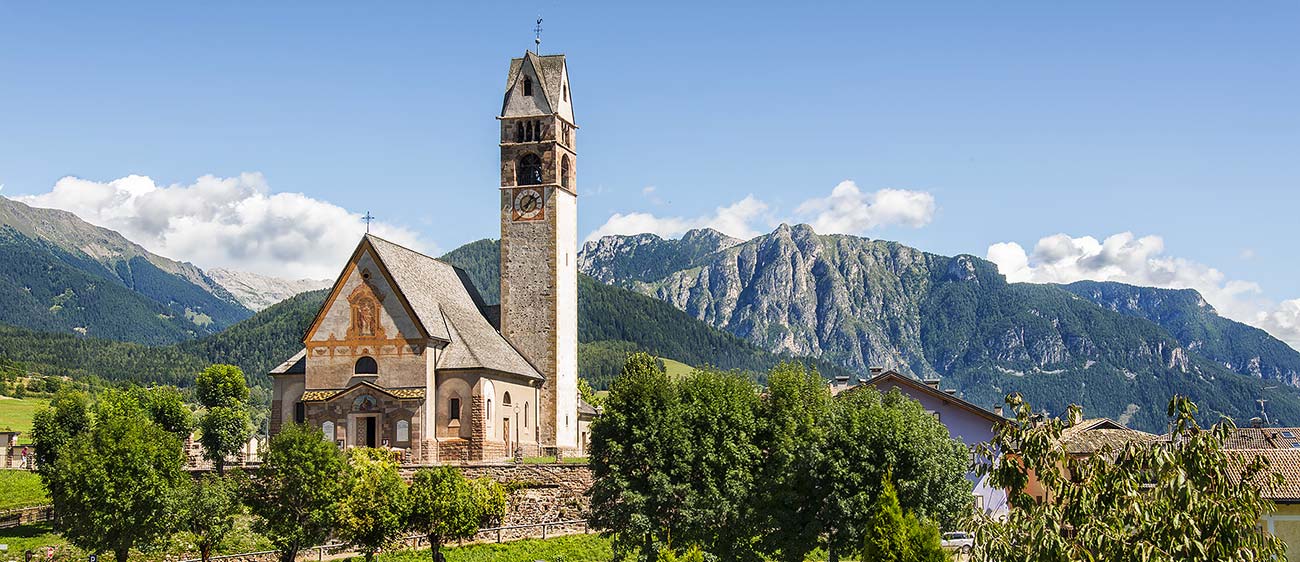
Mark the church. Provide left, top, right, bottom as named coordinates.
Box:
left=267, top=51, right=588, bottom=463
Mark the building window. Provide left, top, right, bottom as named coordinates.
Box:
left=294, top=402, right=305, bottom=424
left=560, top=155, right=571, bottom=189
left=563, top=84, right=568, bottom=101
left=449, top=398, right=461, bottom=421
left=515, top=122, right=524, bottom=143
left=396, top=420, right=409, bottom=443
left=487, top=399, right=494, bottom=421
left=355, top=356, right=378, bottom=375
left=524, top=402, right=530, bottom=428
left=517, top=154, right=543, bottom=185
left=523, top=76, right=533, bottom=96
left=503, top=392, right=512, bottom=406
left=323, top=421, right=335, bottom=440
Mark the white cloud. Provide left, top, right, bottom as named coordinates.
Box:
left=18, top=173, right=429, bottom=279
left=585, top=181, right=935, bottom=243
left=584, top=195, right=769, bottom=242
left=795, top=181, right=936, bottom=235
left=986, top=232, right=1300, bottom=350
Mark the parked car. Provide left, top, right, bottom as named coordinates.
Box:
left=941, top=531, right=974, bottom=553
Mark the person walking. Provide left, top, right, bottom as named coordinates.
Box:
left=20, top=445, right=29, bottom=470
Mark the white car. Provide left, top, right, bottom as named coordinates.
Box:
left=941, top=531, right=975, bottom=553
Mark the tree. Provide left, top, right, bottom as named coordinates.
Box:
left=407, top=467, right=505, bottom=561
left=140, top=385, right=194, bottom=437
left=246, top=423, right=345, bottom=562
left=862, top=472, right=949, bottom=562
left=750, top=363, right=834, bottom=562
left=29, top=388, right=91, bottom=474
left=200, top=405, right=252, bottom=474
left=674, top=367, right=762, bottom=560
left=197, top=364, right=253, bottom=474
left=47, top=398, right=187, bottom=562
left=812, top=387, right=970, bottom=562
left=179, top=472, right=241, bottom=562
left=337, top=448, right=410, bottom=562
left=589, top=353, right=691, bottom=560
left=196, top=364, right=250, bottom=408
left=971, top=394, right=1287, bottom=562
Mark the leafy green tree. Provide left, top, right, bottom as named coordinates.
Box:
left=750, top=363, right=834, bottom=562
left=589, top=353, right=691, bottom=560
left=48, top=399, right=187, bottom=562
left=179, top=472, right=242, bottom=562
left=407, top=467, right=502, bottom=561
left=971, top=394, right=1287, bottom=562
left=246, top=423, right=345, bottom=562
left=195, top=364, right=250, bottom=408
left=337, top=448, right=410, bottom=562
left=29, top=388, right=91, bottom=474
left=200, top=405, right=252, bottom=474
left=675, top=368, right=762, bottom=559
left=140, top=385, right=193, bottom=437
left=904, top=514, right=947, bottom=562
left=814, top=387, right=970, bottom=562
left=197, top=362, right=253, bottom=474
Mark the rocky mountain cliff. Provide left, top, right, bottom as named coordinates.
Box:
left=208, top=268, right=330, bottom=311
left=579, top=224, right=1300, bottom=431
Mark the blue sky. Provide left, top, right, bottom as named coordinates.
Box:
left=1, top=1, right=1298, bottom=342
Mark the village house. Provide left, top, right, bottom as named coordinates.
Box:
left=834, top=369, right=1010, bottom=517
left=1225, top=426, right=1300, bottom=556
left=267, top=51, right=590, bottom=463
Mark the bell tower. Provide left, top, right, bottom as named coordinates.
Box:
left=498, top=52, right=578, bottom=454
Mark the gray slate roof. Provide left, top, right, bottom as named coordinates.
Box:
left=269, top=348, right=306, bottom=375
left=505, top=52, right=567, bottom=115
left=364, top=235, right=542, bottom=380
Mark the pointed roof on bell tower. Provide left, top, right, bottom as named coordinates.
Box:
left=502, top=52, right=574, bottom=124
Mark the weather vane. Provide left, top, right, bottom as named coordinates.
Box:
left=534, top=16, right=543, bottom=54
left=362, top=211, right=375, bottom=233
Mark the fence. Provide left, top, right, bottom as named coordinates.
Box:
left=180, top=519, right=591, bottom=562
left=0, top=505, right=53, bottom=529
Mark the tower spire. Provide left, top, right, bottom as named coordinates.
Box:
left=533, top=16, right=543, bottom=54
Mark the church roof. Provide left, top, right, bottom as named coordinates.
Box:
left=269, top=349, right=306, bottom=376
left=505, top=52, right=568, bottom=118
left=363, top=235, right=542, bottom=380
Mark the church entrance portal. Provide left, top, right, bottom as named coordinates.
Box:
left=351, top=414, right=380, bottom=448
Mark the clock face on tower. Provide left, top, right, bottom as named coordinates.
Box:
left=511, top=187, right=545, bottom=222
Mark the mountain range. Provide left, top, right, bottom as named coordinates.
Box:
left=2, top=193, right=1298, bottom=433
left=579, top=224, right=1300, bottom=431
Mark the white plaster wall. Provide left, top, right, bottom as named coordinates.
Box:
left=553, top=189, right=578, bottom=450
left=488, top=378, right=541, bottom=446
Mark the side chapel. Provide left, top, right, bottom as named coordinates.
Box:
left=268, top=51, right=589, bottom=463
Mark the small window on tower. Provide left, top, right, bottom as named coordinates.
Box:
left=563, top=84, right=568, bottom=101
left=523, top=76, right=533, bottom=96
left=560, top=155, right=571, bottom=189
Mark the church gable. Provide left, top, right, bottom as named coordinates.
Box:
left=502, top=55, right=554, bottom=118
left=305, top=244, right=430, bottom=346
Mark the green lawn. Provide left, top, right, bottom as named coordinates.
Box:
left=0, top=522, right=69, bottom=556
left=375, top=534, right=615, bottom=562
left=660, top=358, right=694, bottom=378
left=0, top=470, right=48, bottom=510
left=0, top=397, right=45, bottom=442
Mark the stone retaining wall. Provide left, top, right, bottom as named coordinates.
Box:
left=401, top=462, right=593, bottom=528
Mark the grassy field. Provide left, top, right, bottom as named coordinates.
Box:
left=0, top=470, right=47, bottom=510
left=660, top=358, right=694, bottom=378
left=0, top=521, right=68, bottom=556
left=0, top=397, right=45, bottom=442
left=375, top=534, right=615, bottom=562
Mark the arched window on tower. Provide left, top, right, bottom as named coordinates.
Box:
left=514, top=122, right=524, bottom=143
left=523, top=76, right=533, bottom=96
left=355, top=356, right=378, bottom=375
left=517, top=154, right=543, bottom=185
left=560, top=155, right=571, bottom=189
